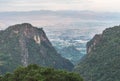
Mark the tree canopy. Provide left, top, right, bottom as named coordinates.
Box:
left=0, top=64, right=83, bottom=81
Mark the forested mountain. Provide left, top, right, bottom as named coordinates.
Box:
left=74, top=25, right=120, bottom=81
left=0, top=23, right=73, bottom=74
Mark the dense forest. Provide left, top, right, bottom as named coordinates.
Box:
left=0, top=64, right=83, bottom=81
left=75, top=25, right=120, bottom=81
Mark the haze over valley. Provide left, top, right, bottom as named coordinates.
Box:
left=0, top=11, right=120, bottom=64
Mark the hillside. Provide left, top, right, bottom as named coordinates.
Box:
left=58, top=46, right=84, bottom=64
left=0, top=23, right=73, bottom=74
left=74, top=25, right=120, bottom=81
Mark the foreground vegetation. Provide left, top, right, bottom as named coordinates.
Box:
left=0, top=64, right=83, bottom=81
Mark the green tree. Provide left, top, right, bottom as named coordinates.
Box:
left=0, top=64, right=83, bottom=81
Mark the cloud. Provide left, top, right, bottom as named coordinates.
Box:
left=0, top=0, right=120, bottom=12
left=0, top=0, right=89, bottom=11
left=88, top=0, right=120, bottom=12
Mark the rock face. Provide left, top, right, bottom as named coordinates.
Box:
left=87, top=34, right=102, bottom=54
left=74, top=25, right=120, bottom=81
left=0, top=23, right=73, bottom=74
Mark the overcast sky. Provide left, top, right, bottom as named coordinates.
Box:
left=0, top=0, right=120, bottom=12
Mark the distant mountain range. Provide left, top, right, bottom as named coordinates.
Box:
left=0, top=10, right=120, bottom=29
left=0, top=10, right=120, bottom=20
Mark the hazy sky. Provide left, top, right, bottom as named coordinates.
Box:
left=0, top=0, right=120, bottom=12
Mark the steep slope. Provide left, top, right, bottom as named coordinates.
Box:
left=74, top=25, right=120, bottom=81
left=58, top=46, right=84, bottom=64
left=0, top=23, right=73, bottom=74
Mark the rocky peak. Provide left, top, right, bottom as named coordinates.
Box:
left=0, top=23, right=73, bottom=74
left=6, top=23, right=51, bottom=45
left=5, top=23, right=52, bottom=66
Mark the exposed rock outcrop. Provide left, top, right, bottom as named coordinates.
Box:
left=0, top=23, right=74, bottom=74
left=87, top=34, right=102, bottom=54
